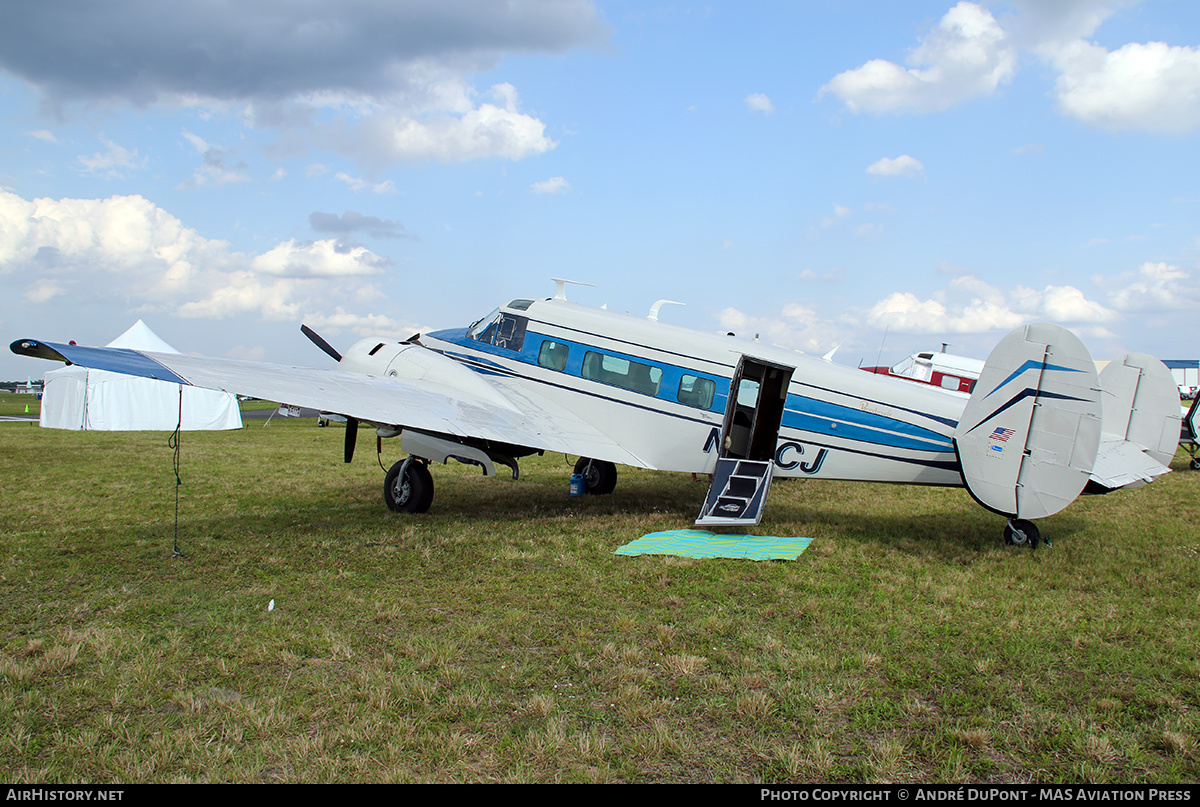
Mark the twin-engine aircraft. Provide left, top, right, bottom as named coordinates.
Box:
left=11, top=280, right=1182, bottom=547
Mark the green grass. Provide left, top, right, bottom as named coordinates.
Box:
left=1, top=419, right=1197, bottom=782
left=0, top=397, right=41, bottom=418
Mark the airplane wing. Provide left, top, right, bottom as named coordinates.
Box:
left=10, top=338, right=650, bottom=468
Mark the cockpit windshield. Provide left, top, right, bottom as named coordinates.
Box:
left=467, top=308, right=501, bottom=342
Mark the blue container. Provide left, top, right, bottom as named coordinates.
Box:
left=569, top=473, right=584, bottom=496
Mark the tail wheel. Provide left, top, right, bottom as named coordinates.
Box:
left=1004, top=519, right=1041, bottom=549
left=384, top=459, right=434, bottom=513
left=573, top=457, right=617, bottom=495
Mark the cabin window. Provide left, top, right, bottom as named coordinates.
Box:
left=538, top=340, right=570, bottom=372
left=677, top=375, right=716, bottom=409
left=508, top=299, right=535, bottom=311
left=582, top=351, right=662, bottom=396
left=940, top=375, right=960, bottom=391
left=467, top=309, right=527, bottom=351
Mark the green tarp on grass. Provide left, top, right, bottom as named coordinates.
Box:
left=615, top=529, right=812, bottom=561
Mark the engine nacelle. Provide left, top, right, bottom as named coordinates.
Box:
left=337, top=337, right=520, bottom=415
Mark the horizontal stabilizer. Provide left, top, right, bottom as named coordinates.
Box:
left=954, top=323, right=1102, bottom=520
left=1090, top=439, right=1170, bottom=490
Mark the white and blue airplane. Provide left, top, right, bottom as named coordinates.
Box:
left=10, top=280, right=1182, bottom=547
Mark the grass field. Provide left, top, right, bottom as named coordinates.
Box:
left=1, top=418, right=1197, bottom=783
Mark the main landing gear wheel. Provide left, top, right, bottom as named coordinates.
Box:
left=1004, top=519, right=1041, bottom=549
left=384, top=458, right=434, bottom=514
left=573, top=457, right=617, bottom=495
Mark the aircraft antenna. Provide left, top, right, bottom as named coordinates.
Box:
left=875, top=324, right=890, bottom=369
left=648, top=300, right=684, bottom=321
left=822, top=340, right=845, bottom=362
left=551, top=278, right=597, bottom=301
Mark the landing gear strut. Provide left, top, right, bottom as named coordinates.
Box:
left=384, top=458, right=434, bottom=513
left=1004, top=519, right=1043, bottom=549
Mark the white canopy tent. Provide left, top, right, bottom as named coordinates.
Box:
left=40, top=320, right=243, bottom=431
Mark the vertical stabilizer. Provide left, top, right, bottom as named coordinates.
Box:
left=953, top=323, right=1102, bottom=519
left=1088, top=353, right=1180, bottom=489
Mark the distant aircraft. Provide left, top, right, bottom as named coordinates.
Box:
left=861, top=349, right=983, bottom=395
left=10, top=280, right=1182, bottom=548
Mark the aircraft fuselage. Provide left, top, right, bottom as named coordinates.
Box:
left=341, top=295, right=968, bottom=488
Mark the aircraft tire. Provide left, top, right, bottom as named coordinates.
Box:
left=384, top=459, right=434, bottom=513
left=1004, top=519, right=1040, bottom=549
left=573, top=457, right=617, bottom=495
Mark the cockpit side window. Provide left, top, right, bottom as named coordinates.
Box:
left=467, top=309, right=527, bottom=352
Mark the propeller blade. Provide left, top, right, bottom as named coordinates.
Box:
left=301, top=324, right=342, bottom=362
left=344, top=417, right=359, bottom=464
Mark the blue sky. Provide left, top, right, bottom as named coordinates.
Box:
left=2, top=0, right=1199, bottom=380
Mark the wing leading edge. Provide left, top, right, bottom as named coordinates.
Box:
left=10, top=338, right=649, bottom=469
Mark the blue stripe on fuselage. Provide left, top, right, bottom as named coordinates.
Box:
left=428, top=327, right=953, bottom=454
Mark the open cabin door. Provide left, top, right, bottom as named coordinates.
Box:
left=695, top=356, right=795, bottom=527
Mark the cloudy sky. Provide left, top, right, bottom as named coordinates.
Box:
left=2, top=0, right=1199, bottom=380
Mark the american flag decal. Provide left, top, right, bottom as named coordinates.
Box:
left=989, top=427, right=1015, bottom=442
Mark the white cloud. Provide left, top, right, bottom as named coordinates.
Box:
left=28, top=129, right=58, bottom=144
left=819, top=204, right=851, bottom=229
left=866, top=155, right=924, bottom=177
left=866, top=275, right=1115, bottom=333
left=717, top=303, right=834, bottom=353
left=745, top=92, right=775, bottom=113
left=819, top=2, right=1015, bottom=114
left=0, top=191, right=232, bottom=296
left=530, top=176, right=571, bottom=194
left=377, top=85, right=557, bottom=163
left=179, top=130, right=250, bottom=187
left=24, top=279, right=65, bottom=303
left=1014, top=284, right=1118, bottom=322
left=1049, top=39, right=1200, bottom=133
left=856, top=222, right=883, bottom=240
left=176, top=273, right=303, bottom=321
left=250, top=239, right=390, bottom=278
left=800, top=267, right=844, bottom=283
left=0, top=188, right=396, bottom=328
left=1105, top=261, right=1198, bottom=311
left=334, top=172, right=397, bottom=194
left=76, top=136, right=147, bottom=178
left=302, top=308, right=424, bottom=338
